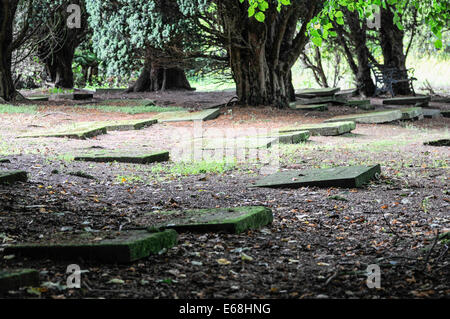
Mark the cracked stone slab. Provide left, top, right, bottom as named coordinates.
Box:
left=145, top=206, right=273, bottom=234
left=0, top=170, right=28, bottom=184
left=382, top=96, right=431, bottom=105
left=74, top=151, right=169, bottom=164
left=156, top=108, right=220, bottom=122
left=0, top=269, right=40, bottom=294
left=4, top=230, right=178, bottom=263
left=280, top=121, right=356, bottom=136
left=251, top=165, right=381, bottom=189
left=324, top=110, right=402, bottom=124
left=400, top=107, right=424, bottom=120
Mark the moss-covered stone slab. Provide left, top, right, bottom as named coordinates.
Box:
left=422, top=109, right=442, bottom=119
left=18, top=125, right=107, bottom=140
left=252, top=165, right=381, bottom=189
left=280, top=121, right=356, bottom=136
left=400, top=107, right=424, bottom=120
left=56, top=93, right=94, bottom=100
left=289, top=103, right=328, bottom=111
left=335, top=88, right=358, bottom=98
left=93, top=118, right=158, bottom=131
left=296, top=96, right=347, bottom=105
left=295, top=88, right=340, bottom=98
left=324, top=110, right=402, bottom=124
left=347, top=99, right=370, bottom=106
left=28, top=95, right=49, bottom=101
left=0, top=170, right=28, bottom=184
left=74, top=151, right=169, bottom=164
left=4, top=230, right=178, bottom=263
left=382, top=96, right=431, bottom=105
left=145, top=206, right=273, bottom=234
left=267, top=131, right=310, bottom=144
left=199, top=137, right=277, bottom=150
left=424, top=139, right=450, bottom=147
left=156, top=108, right=220, bottom=122
left=0, top=269, right=40, bottom=293
left=441, top=110, right=450, bottom=118
left=0, top=158, right=10, bottom=163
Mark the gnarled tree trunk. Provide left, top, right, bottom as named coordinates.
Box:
left=43, top=42, right=76, bottom=88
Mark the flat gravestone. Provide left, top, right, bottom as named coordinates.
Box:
left=400, top=107, right=424, bottom=120
left=280, top=121, right=356, bottom=136
left=74, top=151, right=169, bottom=164
left=295, top=88, right=340, bottom=98
left=296, top=96, right=347, bottom=105
left=324, top=110, right=402, bottom=124
left=382, top=96, right=431, bottom=105
left=289, top=102, right=328, bottom=111
left=0, top=269, right=40, bottom=294
left=92, top=118, right=158, bottom=131
left=267, top=131, right=310, bottom=144
left=28, top=95, right=49, bottom=102
left=422, top=109, right=442, bottom=119
left=199, top=137, right=277, bottom=150
left=252, top=165, right=381, bottom=189
left=441, top=110, right=450, bottom=118
left=55, top=93, right=94, bottom=100
left=335, top=88, right=358, bottom=98
left=156, top=108, right=220, bottom=122
left=424, top=139, right=449, bottom=147
left=95, top=88, right=126, bottom=94
left=18, top=125, right=107, bottom=140
left=0, top=170, right=28, bottom=184
left=145, top=206, right=273, bottom=234
left=3, top=230, right=178, bottom=263
left=0, top=158, right=10, bottom=163
left=347, top=99, right=375, bottom=110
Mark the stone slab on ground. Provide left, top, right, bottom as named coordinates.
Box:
left=347, top=99, right=375, bottom=110
left=156, top=108, right=220, bottom=122
left=199, top=137, right=277, bottom=149
left=296, top=96, right=347, bottom=105
left=324, top=110, right=402, bottom=124
left=280, top=121, right=356, bottom=136
left=424, top=139, right=450, bottom=147
left=400, top=107, right=424, bottom=120
left=441, top=110, right=450, bottom=118
left=289, top=102, right=328, bottom=111
left=74, top=151, right=169, bottom=164
left=295, top=88, right=340, bottom=98
left=0, top=170, right=28, bottom=184
left=18, top=125, right=107, bottom=140
left=0, top=269, right=40, bottom=293
left=382, top=96, right=431, bottom=105
left=0, top=158, right=10, bottom=163
left=92, top=119, right=158, bottom=131
left=4, top=230, right=178, bottom=263
left=422, top=109, right=442, bottom=119
left=95, top=88, right=126, bottom=94
left=54, top=93, right=94, bottom=100
left=145, top=206, right=273, bottom=234
left=28, top=95, right=49, bottom=101
left=266, top=131, right=310, bottom=144
left=252, top=164, right=381, bottom=189
left=335, top=88, right=358, bottom=98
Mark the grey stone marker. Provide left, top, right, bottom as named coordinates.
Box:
left=0, top=269, right=40, bottom=294
left=296, top=96, right=347, bottom=105
left=400, top=107, right=424, bottom=120
left=252, top=164, right=381, bottom=189
left=4, top=230, right=178, bottom=263
left=74, top=151, right=169, bottom=164
left=280, top=121, right=356, bottom=136
left=382, top=96, right=431, bottom=105
left=145, top=206, right=273, bottom=234
left=324, top=110, right=402, bottom=124
left=422, top=109, right=442, bottom=119
left=156, top=108, right=220, bottom=122
left=96, top=119, right=158, bottom=131
left=0, top=170, right=28, bottom=184
left=28, top=96, right=49, bottom=102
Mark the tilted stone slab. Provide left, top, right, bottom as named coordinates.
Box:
left=28, top=95, right=49, bottom=101
left=0, top=269, right=40, bottom=293
left=347, top=100, right=375, bottom=110
left=93, top=118, right=158, bottom=131
left=400, top=107, right=424, bottom=120
left=4, top=230, right=178, bottom=263
left=145, top=206, right=273, bottom=234
left=424, top=139, right=450, bottom=147
left=280, top=121, right=356, bottom=136
left=18, top=125, right=107, bottom=140
left=0, top=170, right=28, bottom=184
left=296, top=96, right=347, bottom=105
left=252, top=165, right=381, bottom=189
left=382, top=96, right=431, bottom=105
left=335, top=88, right=358, bottom=98
left=289, top=102, right=328, bottom=111
left=199, top=137, right=277, bottom=150
left=267, top=131, right=310, bottom=144
left=0, top=158, right=10, bottom=163
left=441, top=110, right=450, bottom=118
left=74, top=151, right=169, bottom=164
left=295, top=88, right=340, bottom=98
left=156, top=108, right=220, bottom=122
left=324, top=110, right=402, bottom=124
left=422, top=109, right=442, bottom=119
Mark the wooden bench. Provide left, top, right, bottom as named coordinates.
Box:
left=369, top=63, right=417, bottom=97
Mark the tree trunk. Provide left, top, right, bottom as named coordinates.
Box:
left=129, top=62, right=192, bottom=92
left=379, top=7, right=411, bottom=95
left=220, top=1, right=318, bottom=107
left=0, top=0, right=18, bottom=101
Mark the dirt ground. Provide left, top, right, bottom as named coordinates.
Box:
left=0, top=90, right=449, bottom=299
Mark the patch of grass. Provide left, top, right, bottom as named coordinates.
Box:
left=151, top=159, right=236, bottom=176
left=116, top=175, right=144, bottom=184
left=74, top=103, right=184, bottom=115
left=0, top=104, right=39, bottom=114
